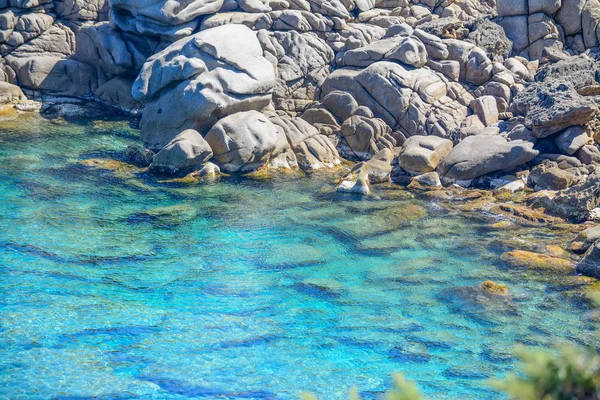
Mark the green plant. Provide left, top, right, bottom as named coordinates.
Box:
left=384, top=374, right=423, bottom=400
left=301, top=373, right=422, bottom=400
left=491, top=345, right=600, bottom=400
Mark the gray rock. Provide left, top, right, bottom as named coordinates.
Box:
left=94, top=77, right=145, bottom=116
left=55, top=0, right=109, bottom=21
left=574, top=225, right=600, bottom=253
left=496, top=16, right=529, bottom=53
left=533, top=153, right=582, bottom=168
left=0, top=81, right=25, bottom=103
left=322, top=61, right=468, bottom=138
left=555, top=126, right=590, bottom=155
left=204, top=111, right=294, bottom=173
left=576, top=144, right=600, bottom=164
left=490, top=175, right=525, bottom=192
left=150, top=129, right=213, bottom=174
left=337, top=166, right=370, bottom=195
left=124, top=144, right=154, bottom=168
left=267, top=112, right=340, bottom=171
left=259, top=30, right=334, bottom=113
left=133, top=25, right=276, bottom=150
left=109, top=0, right=224, bottom=41
left=510, top=81, right=598, bottom=138
left=576, top=241, right=600, bottom=279
left=472, top=95, right=498, bottom=126
left=366, top=148, right=394, bottom=183
left=504, top=57, right=529, bottom=80
left=556, top=0, right=585, bottom=36
left=339, top=33, right=427, bottom=68
left=528, top=161, right=576, bottom=190
left=542, top=172, right=600, bottom=222
left=354, top=106, right=374, bottom=118
left=466, top=19, right=512, bottom=62
left=497, top=0, right=527, bottom=17
left=506, top=124, right=535, bottom=142
left=437, top=135, right=539, bottom=180
left=409, top=171, right=442, bottom=188
left=399, top=135, right=453, bottom=173
left=8, top=55, right=98, bottom=97
left=194, top=162, right=221, bottom=180
left=340, top=115, right=393, bottom=159
left=535, top=55, right=599, bottom=91
left=75, top=22, right=161, bottom=77
left=321, top=90, right=359, bottom=122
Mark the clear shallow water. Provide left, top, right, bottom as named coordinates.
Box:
left=0, top=113, right=598, bottom=400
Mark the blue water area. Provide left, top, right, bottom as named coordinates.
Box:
left=0, top=113, right=597, bottom=399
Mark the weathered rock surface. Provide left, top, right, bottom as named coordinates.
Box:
left=0, top=81, right=25, bottom=103
left=510, top=81, right=598, bottom=138
left=438, top=135, right=539, bottom=180
left=322, top=61, right=469, bottom=139
left=576, top=241, right=600, bottom=279
left=110, top=0, right=223, bottom=41
left=259, top=30, right=334, bottom=112
left=337, top=166, right=370, bottom=195
left=528, top=160, right=577, bottom=190
left=1, top=0, right=600, bottom=214
left=399, top=135, right=453, bottom=173
left=267, top=111, right=340, bottom=171
left=538, top=173, right=600, bottom=222
left=150, top=129, right=213, bottom=174
left=204, top=110, right=294, bottom=173
left=340, top=114, right=394, bottom=158
left=133, top=24, right=275, bottom=149
left=555, top=126, right=591, bottom=155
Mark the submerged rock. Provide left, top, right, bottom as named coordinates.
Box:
left=500, top=250, right=575, bottom=273
left=481, top=280, right=509, bottom=296
left=127, top=204, right=198, bottom=226
left=124, top=144, right=154, bottom=168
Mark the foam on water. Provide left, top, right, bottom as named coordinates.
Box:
left=0, top=115, right=597, bottom=399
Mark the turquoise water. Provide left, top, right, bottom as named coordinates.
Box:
left=0, top=112, right=598, bottom=399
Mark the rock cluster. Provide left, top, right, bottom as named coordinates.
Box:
left=0, top=0, right=599, bottom=221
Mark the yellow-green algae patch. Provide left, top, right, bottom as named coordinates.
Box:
left=500, top=250, right=575, bottom=273
left=481, top=280, right=509, bottom=296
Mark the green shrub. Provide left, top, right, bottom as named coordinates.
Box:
left=491, top=345, right=600, bottom=400
left=301, top=373, right=422, bottom=400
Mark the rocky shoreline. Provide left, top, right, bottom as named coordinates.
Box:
left=0, top=0, right=600, bottom=277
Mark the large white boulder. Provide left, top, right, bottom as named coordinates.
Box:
left=399, top=135, right=453, bottom=173
left=150, top=129, right=213, bottom=174
left=437, top=135, right=539, bottom=180
left=133, top=24, right=276, bottom=150
left=204, top=111, right=295, bottom=173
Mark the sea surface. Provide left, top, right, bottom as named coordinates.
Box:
left=0, top=112, right=597, bottom=399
